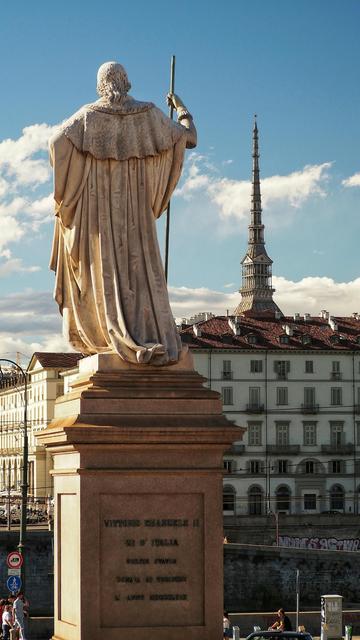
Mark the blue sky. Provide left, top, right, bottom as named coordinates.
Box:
left=0, top=0, right=359, bottom=361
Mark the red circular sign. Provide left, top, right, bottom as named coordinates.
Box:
left=6, top=551, right=23, bottom=569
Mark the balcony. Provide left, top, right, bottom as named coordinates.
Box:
left=301, top=403, right=319, bottom=414
left=221, top=371, right=233, bottom=380
left=267, top=444, right=300, bottom=455
left=246, top=403, right=264, bottom=414
left=321, top=443, right=355, bottom=455
left=276, top=373, right=288, bottom=380
left=330, top=371, right=342, bottom=380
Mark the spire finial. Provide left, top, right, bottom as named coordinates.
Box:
left=233, top=117, right=283, bottom=318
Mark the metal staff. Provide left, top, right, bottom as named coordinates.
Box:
left=164, top=54, right=175, bottom=283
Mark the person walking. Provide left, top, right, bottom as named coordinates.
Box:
left=13, top=593, right=27, bottom=640
left=2, top=604, right=13, bottom=640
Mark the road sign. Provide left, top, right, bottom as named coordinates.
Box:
left=8, top=568, right=21, bottom=576
left=6, top=575, right=22, bottom=593
left=6, top=551, right=23, bottom=569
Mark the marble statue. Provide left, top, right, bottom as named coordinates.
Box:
left=49, top=61, right=196, bottom=365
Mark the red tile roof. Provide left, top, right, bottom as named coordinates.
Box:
left=30, top=352, right=84, bottom=369
left=180, top=315, right=360, bottom=351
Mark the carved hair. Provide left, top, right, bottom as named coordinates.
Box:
left=96, top=62, right=131, bottom=102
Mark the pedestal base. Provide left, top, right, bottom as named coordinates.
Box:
left=38, top=353, right=242, bottom=640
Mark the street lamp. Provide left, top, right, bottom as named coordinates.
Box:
left=0, top=358, right=28, bottom=592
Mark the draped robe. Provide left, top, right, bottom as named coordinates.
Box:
left=49, top=97, right=188, bottom=365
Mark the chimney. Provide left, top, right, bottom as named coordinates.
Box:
left=293, top=313, right=300, bottom=321
left=275, top=310, right=282, bottom=320
left=303, top=313, right=311, bottom=322
left=329, top=317, right=338, bottom=332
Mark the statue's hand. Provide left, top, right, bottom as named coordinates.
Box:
left=166, top=93, right=185, bottom=110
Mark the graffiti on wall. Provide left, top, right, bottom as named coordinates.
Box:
left=278, top=536, right=360, bottom=551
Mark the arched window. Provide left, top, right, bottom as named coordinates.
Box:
left=276, top=485, right=291, bottom=512
left=330, top=484, right=344, bottom=511
left=223, top=485, right=236, bottom=514
left=248, top=485, right=263, bottom=515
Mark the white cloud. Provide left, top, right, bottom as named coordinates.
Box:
left=342, top=172, right=360, bottom=188
left=176, top=154, right=332, bottom=225
left=0, top=123, right=58, bottom=254
left=0, top=258, right=41, bottom=278
left=169, top=276, right=360, bottom=320
left=0, top=123, right=57, bottom=187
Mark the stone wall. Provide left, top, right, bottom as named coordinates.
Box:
left=0, top=530, right=53, bottom=615
left=224, top=513, right=360, bottom=546
left=224, top=543, right=360, bottom=614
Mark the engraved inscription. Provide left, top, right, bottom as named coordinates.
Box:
left=100, top=493, right=204, bottom=628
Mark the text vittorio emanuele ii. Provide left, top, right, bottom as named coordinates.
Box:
left=103, top=518, right=200, bottom=602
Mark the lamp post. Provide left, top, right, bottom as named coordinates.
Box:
left=0, top=358, right=28, bottom=592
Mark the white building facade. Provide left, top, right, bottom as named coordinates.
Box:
left=183, top=319, right=360, bottom=517
left=0, top=352, right=81, bottom=498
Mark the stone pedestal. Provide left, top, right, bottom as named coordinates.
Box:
left=37, top=352, right=242, bottom=640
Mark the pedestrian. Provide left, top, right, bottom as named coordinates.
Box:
left=13, top=593, right=27, bottom=640
left=268, top=608, right=292, bottom=631
left=2, top=604, right=13, bottom=640
left=224, top=611, right=233, bottom=638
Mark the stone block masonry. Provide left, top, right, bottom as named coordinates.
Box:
left=0, top=530, right=53, bottom=614
left=224, top=543, right=360, bottom=614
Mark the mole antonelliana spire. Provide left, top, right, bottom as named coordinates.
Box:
left=233, top=116, right=283, bottom=316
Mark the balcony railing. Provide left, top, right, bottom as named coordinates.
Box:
left=330, top=371, right=342, bottom=380
left=221, top=371, right=233, bottom=380
left=246, top=403, right=264, bottom=413
left=267, top=444, right=300, bottom=455
left=301, top=403, right=319, bottom=414
left=321, top=443, right=354, bottom=455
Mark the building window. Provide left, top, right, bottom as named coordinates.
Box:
left=274, top=360, right=290, bottom=379
left=331, top=387, right=343, bottom=406
left=248, top=486, right=263, bottom=515
left=279, top=334, right=289, bottom=344
left=222, top=387, right=233, bottom=405
left=250, top=460, right=262, bottom=474
left=248, top=387, right=261, bottom=409
left=276, top=387, right=288, bottom=406
left=278, top=460, right=288, bottom=474
left=304, top=387, right=316, bottom=407
left=305, top=460, right=315, bottom=474
left=305, top=360, right=314, bottom=373
left=276, top=486, right=291, bottom=512
left=223, top=460, right=234, bottom=473
left=303, top=422, right=317, bottom=446
left=248, top=422, right=262, bottom=446
left=223, top=485, right=236, bottom=513
left=250, top=360, right=263, bottom=373
left=331, top=361, right=341, bottom=379
left=330, top=485, right=344, bottom=511
left=276, top=422, right=289, bottom=446
left=330, top=422, right=344, bottom=447
left=304, top=493, right=317, bottom=510
left=329, top=460, right=343, bottom=474
left=222, top=360, right=233, bottom=380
